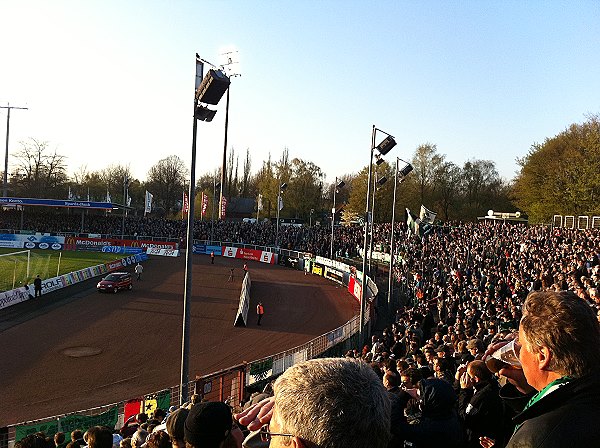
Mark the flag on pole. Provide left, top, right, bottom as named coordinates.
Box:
left=127, top=196, right=132, bottom=207
left=144, top=191, right=153, bottom=216
left=182, top=191, right=189, bottom=215
left=257, top=194, right=263, bottom=211
left=419, top=205, right=437, bottom=224
left=220, top=196, right=228, bottom=219
left=406, top=208, right=431, bottom=238
left=106, top=189, right=112, bottom=203
left=278, top=196, right=284, bottom=211
left=87, top=188, right=90, bottom=202
left=201, top=192, right=209, bottom=216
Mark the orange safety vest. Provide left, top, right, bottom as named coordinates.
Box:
left=257, top=304, right=264, bottom=315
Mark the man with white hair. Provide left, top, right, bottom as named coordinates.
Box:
left=236, top=357, right=391, bottom=448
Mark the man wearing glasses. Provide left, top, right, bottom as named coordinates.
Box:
left=236, top=357, right=391, bottom=448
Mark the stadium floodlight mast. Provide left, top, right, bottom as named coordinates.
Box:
left=387, top=157, right=413, bottom=310
left=359, top=125, right=397, bottom=349
left=330, top=178, right=345, bottom=260
left=181, top=53, right=230, bottom=406
left=275, top=182, right=288, bottom=247
left=368, top=170, right=388, bottom=274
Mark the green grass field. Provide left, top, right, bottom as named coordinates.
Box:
left=0, top=249, right=125, bottom=292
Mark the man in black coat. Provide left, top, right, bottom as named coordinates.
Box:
left=458, top=360, right=504, bottom=448
left=484, top=291, right=600, bottom=448
left=33, top=275, right=42, bottom=297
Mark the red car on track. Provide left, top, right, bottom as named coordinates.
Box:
left=97, top=272, right=133, bottom=293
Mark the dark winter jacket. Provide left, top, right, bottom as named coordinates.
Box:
left=458, top=378, right=504, bottom=448
left=506, top=374, right=600, bottom=448
left=396, top=378, right=464, bottom=448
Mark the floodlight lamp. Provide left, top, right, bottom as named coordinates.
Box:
left=196, top=69, right=231, bottom=105
left=375, top=135, right=396, bottom=155
left=377, top=176, right=388, bottom=186
left=280, top=182, right=288, bottom=192
left=195, top=105, right=217, bottom=122
left=399, top=163, right=413, bottom=178
left=375, top=155, right=385, bottom=166
left=336, top=180, right=346, bottom=189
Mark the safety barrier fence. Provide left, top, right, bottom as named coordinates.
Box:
left=1, top=241, right=371, bottom=448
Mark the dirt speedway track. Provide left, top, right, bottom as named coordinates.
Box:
left=0, top=254, right=358, bottom=426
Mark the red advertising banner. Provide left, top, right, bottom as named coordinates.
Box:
left=222, top=246, right=275, bottom=264
left=347, top=276, right=362, bottom=303
left=64, top=237, right=177, bottom=251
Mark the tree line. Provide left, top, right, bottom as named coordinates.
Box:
left=3, top=114, right=599, bottom=224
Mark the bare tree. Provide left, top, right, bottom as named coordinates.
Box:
left=12, top=138, right=68, bottom=197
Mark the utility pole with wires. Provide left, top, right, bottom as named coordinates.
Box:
left=1, top=103, right=29, bottom=197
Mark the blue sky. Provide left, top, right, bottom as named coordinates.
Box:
left=1, top=0, right=599, bottom=185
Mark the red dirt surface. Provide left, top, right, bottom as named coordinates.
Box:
left=0, top=254, right=358, bottom=426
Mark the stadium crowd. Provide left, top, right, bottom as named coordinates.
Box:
left=7, top=210, right=600, bottom=448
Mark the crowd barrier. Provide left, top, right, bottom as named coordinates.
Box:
left=1, top=240, right=373, bottom=447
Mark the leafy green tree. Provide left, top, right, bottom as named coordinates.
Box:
left=145, top=155, right=186, bottom=214
left=513, top=115, right=600, bottom=222
left=286, top=158, right=324, bottom=220
left=411, top=143, right=445, bottom=205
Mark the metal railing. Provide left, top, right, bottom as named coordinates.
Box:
left=2, top=241, right=368, bottom=448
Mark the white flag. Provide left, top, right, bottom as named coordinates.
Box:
left=257, top=194, right=263, bottom=211
left=145, top=190, right=153, bottom=215
left=278, top=196, right=284, bottom=211
left=106, top=190, right=112, bottom=203
left=127, top=196, right=132, bottom=207
left=419, top=205, right=437, bottom=224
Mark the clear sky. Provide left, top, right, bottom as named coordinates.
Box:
left=1, top=0, right=599, bottom=185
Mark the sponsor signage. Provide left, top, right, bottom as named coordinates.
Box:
left=0, top=233, right=65, bottom=243
left=0, top=240, right=23, bottom=248
left=64, top=237, right=177, bottom=251
left=315, top=256, right=352, bottom=274
left=146, top=248, right=179, bottom=257
left=23, top=241, right=63, bottom=250
left=347, top=276, right=362, bottom=302
left=101, top=246, right=144, bottom=254
left=222, top=246, right=275, bottom=264
left=312, top=263, right=324, bottom=276
left=0, top=287, right=31, bottom=310
left=324, top=267, right=344, bottom=285
left=0, top=196, right=113, bottom=209
left=193, top=244, right=223, bottom=255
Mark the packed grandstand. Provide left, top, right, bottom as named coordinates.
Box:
left=3, top=211, right=600, bottom=448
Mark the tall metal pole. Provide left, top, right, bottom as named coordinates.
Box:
left=219, top=86, right=230, bottom=220
left=388, top=158, right=399, bottom=311
left=276, top=188, right=281, bottom=247
left=330, top=177, right=337, bottom=260
left=369, top=170, right=378, bottom=275
left=210, top=176, right=216, bottom=242
left=181, top=55, right=203, bottom=405
left=359, top=126, right=376, bottom=349
left=1, top=104, right=28, bottom=197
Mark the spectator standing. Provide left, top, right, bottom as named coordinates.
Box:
left=495, top=291, right=600, bottom=448
left=211, top=251, right=215, bottom=264
left=184, top=401, right=242, bottom=448
left=33, top=275, right=42, bottom=297
left=134, top=263, right=143, bottom=281
left=236, top=357, right=391, bottom=448
left=256, top=302, right=264, bottom=326
left=243, top=263, right=248, bottom=276
left=457, top=360, right=504, bottom=448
